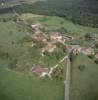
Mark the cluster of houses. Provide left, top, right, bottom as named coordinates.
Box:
left=68, top=45, right=98, bottom=59
left=30, top=46, right=98, bottom=78
left=29, top=23, right=98, bottom=78
left=30, top=23, right=74, bottom=54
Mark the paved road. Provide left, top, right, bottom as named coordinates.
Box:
left=64, top=49, right=73, bottom=100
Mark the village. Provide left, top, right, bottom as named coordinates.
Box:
left=0, top=1, right=98, bottom=100
left=25, top=23, right=98, bottom=78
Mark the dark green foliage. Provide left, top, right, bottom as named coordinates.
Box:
left=0, top=50, right=9, bottom=59
left=78, top=65, right=86, bottom=71
left=94, top=42, right=98, bottom=49
left=43, top=49, right=65, bottom=67
left=84, top=33, right=93, bottom=41
left=20, top=35, right=32, bottom=43
left=52, top=66, right=64, bottom=80
left=56, top=27, right=69, bottom=34
left=8, top=58, right=17, bottom=69
left=94, top=59, right=98, bottom=64
left=88, top=55, right=94, bottom=59
left=0, top=0, right=98, bottom=27
left=33, top=42, right=45, bottom=49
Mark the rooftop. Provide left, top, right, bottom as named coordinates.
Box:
left=31, top=67, right=50, bottom=75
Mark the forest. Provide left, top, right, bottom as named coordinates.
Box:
left=0, top=0, right=98, bottom=27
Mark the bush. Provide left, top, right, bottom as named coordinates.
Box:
left=52, top=67, right=64, bottom=80
left=8, top=58, right=17, bottom=69
left=94, top=59, right=98, bottom=64
left=0, top=50, right=9, bottom=59
left=84, top=33, right=93, bottom=41
left=78, top=65, right=86, bottom=71
left=88, top=55, right=94, bottom=59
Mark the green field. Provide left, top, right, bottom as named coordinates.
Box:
left=0, top=21, right=25, bottom=44
left=70, top=54, right=98, bottom=100
left=0, top=58, right=64, bottom=100
left=20, top=14, right=98, bottom=34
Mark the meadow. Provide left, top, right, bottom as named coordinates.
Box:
left=0, top=59, right=64, bottom=100
left=70, top=54, right=98, bottom=100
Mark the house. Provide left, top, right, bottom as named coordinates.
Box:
left=45, top=43, right=57, bottom=52
left=63, top=35, right=74, bottom=42
left=31, top=23, right=43, bottom=30
left=41, top=42, right=57, bottom=53
left=48, top=32, right=62, bottom=41
left=31, top=67, right=51, bottom=77
left=79, top=47, right=95, bottom=55
left=69, top=45, right=95, bottom=56
left=31, top=32, right=47, bottom=42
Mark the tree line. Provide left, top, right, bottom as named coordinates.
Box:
left=0, top=0, right=98, bottom=27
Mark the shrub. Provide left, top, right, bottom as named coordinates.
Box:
left=78, top=65, right=86, bottom=71
left=94, top=59, right=98, bottom=64
left=8, top=58, right=17, bottom=69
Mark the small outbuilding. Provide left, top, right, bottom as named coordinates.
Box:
left=31, top=67, right=51, bottom=78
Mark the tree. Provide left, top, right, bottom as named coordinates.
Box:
left=78, top=65, right=85, bottom=71
left=94, top=59, right=98, bottom=64
left=94, top=42, right=98, bottom=48
left=9, top=58, right=17, bottom=69
left=84, top=33, right=92, bottom=41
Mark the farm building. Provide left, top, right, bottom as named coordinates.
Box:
left=31, top=67, right=51, bottom=77
left=79, top=47, right=95, bottom=55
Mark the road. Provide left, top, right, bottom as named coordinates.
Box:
left=64, top=49, right=73, bottom=100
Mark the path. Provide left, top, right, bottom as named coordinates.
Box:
left=49, top=55, right=67, bottom=75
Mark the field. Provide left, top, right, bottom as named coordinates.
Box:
left=20, top=13, right=98, bottom=34
left=0, top=59, right=64, bottom=100
left=70, top=54, right=98, bottom=100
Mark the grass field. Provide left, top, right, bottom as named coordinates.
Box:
left=0, top=58, right=64, bottom=100
left=19, top=13, right=98, bottom=35
left=70, top=54, right=98, bottom=100
left=0, top=21, right=27, bottom=51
